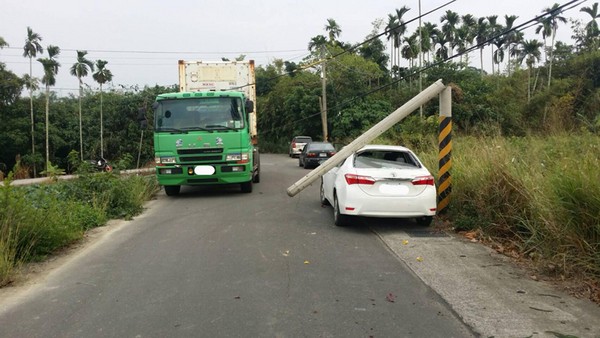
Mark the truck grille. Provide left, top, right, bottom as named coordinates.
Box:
left=178, top=148, right=223, bottom=155
left=180, top=155, right=222, bottom=162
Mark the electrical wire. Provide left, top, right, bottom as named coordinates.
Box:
left=257, top=0, right=585, bottom=137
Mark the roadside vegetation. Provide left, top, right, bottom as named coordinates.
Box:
left=0, top=171, right=158, bottom=286
left=1, top=2, right=599, bottom=299
left=416, top=135, right=600, bottom=283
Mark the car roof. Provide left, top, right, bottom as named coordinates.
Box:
left=357, top=144, right=412, bottom=152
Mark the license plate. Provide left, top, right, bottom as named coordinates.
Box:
left=194, top=165, right=215, bottom=175
left=319, top=153, right=327, bottom=157
left=379, top=183, right=409, bottom=195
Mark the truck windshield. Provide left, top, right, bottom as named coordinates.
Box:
left=154, top=97, right=245, bottom=131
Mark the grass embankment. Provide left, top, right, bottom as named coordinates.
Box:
left=0, top=173, right=158, bottom=286
left=417, top=134, right=600, bottom=281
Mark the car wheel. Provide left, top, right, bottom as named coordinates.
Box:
left=320, top=180, right=330, bottom=206
left=241, top=181, right=253, bottom=193
left=416, top=216, right=433, bottom=226
left=333, top=193, right=349, bottom=227
left=303, top=161, right=310, bottom=169
left=164, top=185, right=180, bottom=196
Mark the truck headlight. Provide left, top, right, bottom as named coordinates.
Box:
left=226, top=153, right=249, bottom=164
left=160, top=156, right=177, bottom=164
left=226, top=153, right=248, bottom=161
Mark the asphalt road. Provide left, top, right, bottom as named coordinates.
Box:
left=0, top=154, right=474, bottom=337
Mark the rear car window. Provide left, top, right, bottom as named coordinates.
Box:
left=295, top=137, right=312, bottom=143
left=354, top=150, right=420, bottom=168
left=308, top=143, right=335, bottom=151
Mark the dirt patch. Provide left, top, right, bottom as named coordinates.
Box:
left=449, top=224, right=600, bottom=305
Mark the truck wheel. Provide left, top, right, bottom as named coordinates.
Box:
left=241, top=181, right=253, bottom=193
left=252, top=170, right=260, bottom=183
left=164, top=185, right=180, bottom=196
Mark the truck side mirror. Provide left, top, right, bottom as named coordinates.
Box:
left=245, top=99, right=254, bottom=113
left=138, top=107, right=148, bottom=129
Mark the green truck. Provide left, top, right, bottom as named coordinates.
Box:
left=152, top=60, right=260, bottom=196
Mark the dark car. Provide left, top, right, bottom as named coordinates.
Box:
left=289, top=136, right=312, bottom=157
left=298, top=142, right=336, bottom=169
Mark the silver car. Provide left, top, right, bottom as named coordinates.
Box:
left=289, top=136, right=312, bottom=157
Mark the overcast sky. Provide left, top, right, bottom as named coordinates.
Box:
left=0, top=0, right=593, bottom=95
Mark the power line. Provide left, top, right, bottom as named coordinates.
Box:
left=258, top=0, right=585, bottom=137
left=2, top=46, right=307, bottom=55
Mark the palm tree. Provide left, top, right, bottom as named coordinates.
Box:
left=70, top=50, right=94, bottom=160
left=37, top=45, right=60, bottom=173
left=421, top=22, right=438, bottom=63
left=487, top=15, right=500, bottom=74
left=22, top=27, right=43, bottom=177
left=402, top=33, right=419, bottom=70
left=440, top=10, right=460, bottom=57
left=385, top=14, right=399, bottom=71
left=580, top=2, right=600, bottom=49
left=308, top=35, right=327, bottom=53
left=492, top=30, right=506, bottom=74
left=401, top=33, right=419, bottom=88
left=22, top=74, right=39, bottom=93
left=324, top=18, right=341, bottom=44
left=508, top=30, right=525, bottom=74
left=503, top=15, right=520, bottom=75
left=536, top=3, right=567, bottom=88
left=457, top=14, right=476, bottom=65
left=474, top=17, right=489, bottom=75
left=92, top=60, right=113, bottom=159
left=517, top=40, right=543, bottom=103
left=394, top=6, right=411, bottom=65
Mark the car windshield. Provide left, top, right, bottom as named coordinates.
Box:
left=154, top=97, right=245, bottom=131
left=354, top=150, right=420, bottom=169
left=307, top=143, right=335, bottom=152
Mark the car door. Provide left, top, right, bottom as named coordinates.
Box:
left=322, top=155, right=348, bottom=203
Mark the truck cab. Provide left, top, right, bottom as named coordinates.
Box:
left=153, top=90, right=259, bottom=195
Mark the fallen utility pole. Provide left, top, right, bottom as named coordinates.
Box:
left=287, top=79, right=446, bottom=197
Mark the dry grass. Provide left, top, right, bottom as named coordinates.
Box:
left=417, top=134, right=600, bottom=282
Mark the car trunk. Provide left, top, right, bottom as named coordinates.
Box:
left=350, top=168, right=431, bottom=198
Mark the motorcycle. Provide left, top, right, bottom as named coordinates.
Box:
left=87, top=157, right=113, bottom=172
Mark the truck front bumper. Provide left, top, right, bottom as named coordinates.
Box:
left=156, top=163, right=252, bottom=186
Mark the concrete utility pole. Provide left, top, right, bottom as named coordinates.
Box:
left=287, top=80, right=446, bottom=197
left=320, top=46, right=328, bottom=142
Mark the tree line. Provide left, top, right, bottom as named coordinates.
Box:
left=1, top=2, right=600, bottom=176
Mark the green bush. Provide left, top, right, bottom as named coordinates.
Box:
left=0, top=173, right=158, bottom=286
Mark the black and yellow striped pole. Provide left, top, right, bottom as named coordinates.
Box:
left=438, top=87, right=452, bottom=213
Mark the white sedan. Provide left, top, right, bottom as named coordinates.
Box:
left=320, top=145, right=437, bottom=226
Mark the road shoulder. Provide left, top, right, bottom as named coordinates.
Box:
left=374, top=226, right=600, bottom=338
